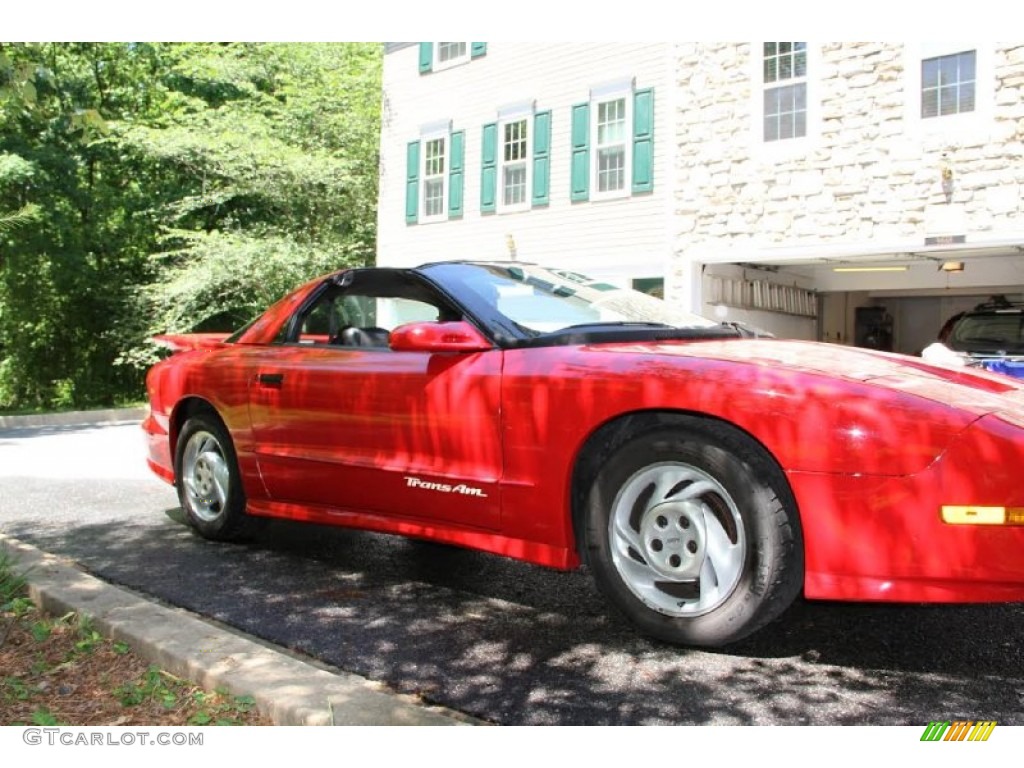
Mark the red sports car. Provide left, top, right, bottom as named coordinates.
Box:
left=143, top=262, right=1024, bottom=647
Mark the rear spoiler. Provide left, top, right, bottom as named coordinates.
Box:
left=151, top=333, right=231, bottom=353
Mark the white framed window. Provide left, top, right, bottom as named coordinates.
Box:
left=922, top=50, right=976, bottom=118
left=421, top=135, right=446, bottom=221
left=594, top=97, right=628, bottom=195
left=483, top=102, right=549, bottom=213
left=571, top=80, right=652, bottom=202
left=905, top=43, right=991, bottom=134
left=499, top=118, right=530, bottom=212
left=585, top=83, right=634, bottom=201
left=751, top=42, right=819, bottom=158
left=434, top=42, right=469, bottom=70
left=762, top=42, right=807, bottom=142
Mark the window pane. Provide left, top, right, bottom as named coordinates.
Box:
left=960, top=52, right=976, bottom=81
left=425, top=138, right=445, bottom=175
left=764, top=42, right=806, bottom=86
left=939, top=85, right=958, bottom=115
left=499, top=118, right=528, bottom=207
left=503, top=119, right=527, bottom=162
left=779, top=112, right=794, bottom=139
left=503, top=164, right=527, bottom=206
left=612, top=100, right=626, bottom=122
left=780, top=55, right=792, bottom=80
left=594, top=97, right=627, bottom=192
left=939, top=56, right=959, bottom=86
left=597, top=147, right=625, bottom=192
left=599, top=122, right=624, bottom=144
left=764, top=84, right=806, bottom=141
left=437, top=42, right=467, bottom=63
left=922, top=88, right=938, bottom=118
left=922, top=59, right=939, bottom=89
left=921, top=50, right=976, bottom=118
left=597, top=99, right=626, bottom=144
left=795, top=110, right=806, bottom=137
left=960, top=82, right=976, bottom=112
left=423, top=135, right=446, bottom=216
left=424, top=178, right=444, bottom=217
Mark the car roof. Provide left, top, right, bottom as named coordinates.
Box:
left=966, top=296, right=1024, bottom=314
left=414, top=260, right=538, bottom=270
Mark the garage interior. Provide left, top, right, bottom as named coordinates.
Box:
left=701, top=244, right=1024, bottom=356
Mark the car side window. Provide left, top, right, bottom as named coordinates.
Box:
left=300, top=296, right=346, bottom=341
left=279, top=282, right=457, bottom=349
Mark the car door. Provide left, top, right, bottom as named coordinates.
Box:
left=247, top=272, right=503, bottom=531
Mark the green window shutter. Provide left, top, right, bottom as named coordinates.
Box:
left=419, top=43, right=433, bottom=74
left=480, top=122, right=497, bottom=214
left=532, top=110, right=551, bottom=207
left=448, top=130, right=464, bottom=219
left=570, top=102, right=590, bottom=202
left=405, top=140, right=420, bottom=224
left=471, top=43, right=487, bottom=58
left=632, top=87, right=654, bottom=194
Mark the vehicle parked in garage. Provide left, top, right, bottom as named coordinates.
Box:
left=944, top=297, right=1024, bottom=379
left=143, top=262, right=1024, bottom=647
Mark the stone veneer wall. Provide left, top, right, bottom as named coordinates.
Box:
left=672, top=42, right=1024, bottom=253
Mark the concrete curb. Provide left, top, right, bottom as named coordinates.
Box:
left=0, top=407, right=148, bottom=430
left=1, top=535, right=476, bottom=726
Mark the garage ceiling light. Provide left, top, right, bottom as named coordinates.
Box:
left=831, top=266, right=909, bottom=273
left=940, top=261, right=965, bottom=272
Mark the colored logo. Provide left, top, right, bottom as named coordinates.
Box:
left=921, top=721, right=996, bottom=742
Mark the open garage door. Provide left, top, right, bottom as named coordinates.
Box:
left=697, top=239, right=1024, bottom=355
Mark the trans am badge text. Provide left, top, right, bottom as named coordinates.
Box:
left=404, top=476, right=488, bottom=498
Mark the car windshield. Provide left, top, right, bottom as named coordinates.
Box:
left=950, top=312, right=1024, bottom=354
left=424, top=263, right=716, bottom=335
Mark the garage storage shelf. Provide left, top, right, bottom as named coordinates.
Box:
left=708, top=276, right=818, bottom=318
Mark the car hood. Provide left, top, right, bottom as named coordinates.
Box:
left=605, top=337, right=1024, bottom=416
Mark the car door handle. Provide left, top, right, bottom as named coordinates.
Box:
left=257, top=373, right=284, bottom=387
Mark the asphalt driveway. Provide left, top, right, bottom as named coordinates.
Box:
left=2, top=422, right=1022, bottom=725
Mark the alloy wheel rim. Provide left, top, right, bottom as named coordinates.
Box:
left=181, top=430, right=230, bottom=522
left=609, top=461, right=746, bottom=617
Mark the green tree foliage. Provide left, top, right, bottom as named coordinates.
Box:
left=0, top=42, right=381, bottom=409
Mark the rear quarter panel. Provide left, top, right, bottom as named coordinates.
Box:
left=144, top=278, right=322, bottom=491
left=146, top=346, right=268, bottom=497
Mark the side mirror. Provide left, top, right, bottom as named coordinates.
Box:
left=389, top=321, right=492, bottom=353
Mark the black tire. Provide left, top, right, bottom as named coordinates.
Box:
left=583, top=416, right=803, bottom=647
left=174, top=412, right=250, bottom=541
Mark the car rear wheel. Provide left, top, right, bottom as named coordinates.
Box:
left=584, top=417, right=803, bottom=647
left=175, top=413, right=249, bottom=541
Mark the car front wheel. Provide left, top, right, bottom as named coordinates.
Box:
left=584, top=417, right=803, bottom=647
left=175, top=413, right=249, bottom=541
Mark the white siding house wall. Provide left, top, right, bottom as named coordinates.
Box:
left=377, top=43, right=675, bottom=286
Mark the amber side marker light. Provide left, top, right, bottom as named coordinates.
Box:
left=942, top=506, right=1024, bottom=525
